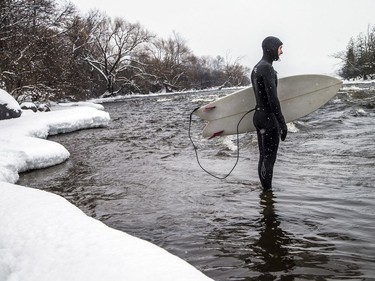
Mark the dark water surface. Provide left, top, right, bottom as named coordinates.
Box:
left=19, top=84, right=375, bottom=280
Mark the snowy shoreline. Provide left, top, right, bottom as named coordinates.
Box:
left=0, top=104, right=213, bottom=281
left=89, top=78, right=375, bottom=104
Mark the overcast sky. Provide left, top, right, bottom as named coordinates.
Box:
left=72, top=0, right=374, bottom=77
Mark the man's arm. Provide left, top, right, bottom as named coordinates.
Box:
left=263, top=65, right=288, bottom=140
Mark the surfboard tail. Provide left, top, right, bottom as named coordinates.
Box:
left=207, top=130, right=224, bottom=140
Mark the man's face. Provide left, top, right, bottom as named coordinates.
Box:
left=278, top=45, right=283, bottom=58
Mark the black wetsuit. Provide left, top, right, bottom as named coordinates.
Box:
left=251, top=36, right=287, bottom=191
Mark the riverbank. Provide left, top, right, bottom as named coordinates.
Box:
left=0, top=104, right=212, bottom=281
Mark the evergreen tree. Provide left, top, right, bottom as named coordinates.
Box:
left=338, top=25, right=375, bottom=80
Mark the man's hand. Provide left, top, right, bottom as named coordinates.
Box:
left=280, top=122, right=288, bottom=141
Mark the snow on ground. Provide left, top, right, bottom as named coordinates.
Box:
left=0, top=104, right=213, bottom=281
left=0, top=105, right=110, bottom=183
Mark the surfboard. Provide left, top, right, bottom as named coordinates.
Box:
left=194, top=74, right=342, bottom=138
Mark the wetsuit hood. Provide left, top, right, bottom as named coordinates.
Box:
left=262, top=36, right=283, bottom=62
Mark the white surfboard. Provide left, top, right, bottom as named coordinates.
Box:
left=194, top=74, right=342, bottom=138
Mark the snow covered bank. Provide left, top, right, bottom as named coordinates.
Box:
left=0, top=105, right=213, bottom=281
left=88, top=86, right=243, bottom=104
left=342, top=79, right=375, bottom=91
left=0, top=106, right=110, bottom=183
left=0, top=182, right=212, bottom=281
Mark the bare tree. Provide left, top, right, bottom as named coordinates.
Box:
left=0, top=0, right=77, bottom=100
left=144, top=32, right=192, bottom=92
left=83, top=16, right=153, bottom=95
left=0, top=1, right=251, bottom=99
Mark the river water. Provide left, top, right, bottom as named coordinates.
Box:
left=19, top=82, right=375, bottom=280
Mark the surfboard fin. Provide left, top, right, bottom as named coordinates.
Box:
left=203, top=105, right=216, bottom=112
left=208, top=130, right=224, bottom=140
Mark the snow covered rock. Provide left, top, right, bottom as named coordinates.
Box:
left=20, top=102, right=51, bottom=112
left=38, top=103, right=51, bottom=112
left=0, top=89, right=22, bottom=120
left=20, top=101, right=38, bottom=112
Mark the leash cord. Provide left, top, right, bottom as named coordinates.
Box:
left=188, top=107, right=256, bottom=180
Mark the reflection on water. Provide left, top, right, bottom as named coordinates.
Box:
left=19, top=85, right=375, bottom=280
left=253, top=192, right=295, bottom=276
left=203, top=191, right=297, bottom=280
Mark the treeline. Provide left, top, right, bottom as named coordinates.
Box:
left=0, top=0, right=250, bottom=102
left=336, top=25, right=375, bottom=80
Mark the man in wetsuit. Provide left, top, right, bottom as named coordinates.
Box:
left=251, top=36, right=287, bottom=191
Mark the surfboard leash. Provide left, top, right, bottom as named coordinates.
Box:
left=188, top=107, right=256, bottom=180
